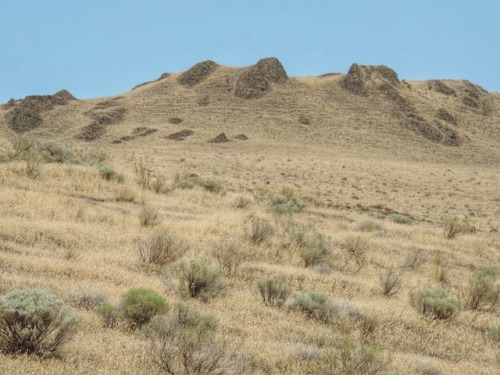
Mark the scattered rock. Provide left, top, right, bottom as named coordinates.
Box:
left=234, top=134, right=248, bottom=140
left=298, top=114, right=311, bottom=125
left=341, top=63, right=368, bottom=96
left=234, top=57, right=288, bottom=99
left=78, top=102, right=126, bottom=141
left=168, top=117, right=183, bottom=125
left=209, top=133, right=230, bottom=143
left=165, top=129, right=194, bottom=141
left=5, top=90, right=76, bottom=133
left=429, top=80, right=456, bottom=96
left=436, top=108, right=457, bottom=125
left=178, top=60, right=218, bottom=86
left=111, top=127, right=158, bottom=144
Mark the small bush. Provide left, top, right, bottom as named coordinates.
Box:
left=402, top=249, right=427, bottom=270
left=489, top=325, right=500, bottom=343
left=8, top=135, right=34, bottom=158
left=409, top=288, right=460, bottom=320
left=462, top=270, right=499, bottom=311
left=71, top=290, right=107, bottom=310
left=388, top=213, right=413, bottom=225
left=114, top=185, right=136, bottom=202
left=179, top=260, right=225, bottom=300
left=233, top=195, right=253, bottom=209
left=121, top=288, right=170, bottom=329
left=148, top=303, right=245, bottom=374
left=299, top=232, right=330, bottom=267
left=416, top=362, right=443, bottom=375
left=356, top=219, right=382, bottom=232
left=442, top=215, right=474, bottom=239
left=0, top=288, right=77, bottom=357
left=139, top=205, right=160, bottom=226
left=318, top=339, right=390, bottom=375
left=212, top=238, right=246, bottom=276
left=150, top=174, right=168, bottom=193
left=97, top=303, right=119, bottom=328
left=138, top=229, right=187, bottom=267
left=345, top=236, right=369, bottom=271
left=245, top=216, right=274, bottom=244
left=258, top=277, right=292, bottom=307
left=269, top=194, right=306, bottom=215
left=99, top=165, right=124, bottom=183
left=24, top=156, right=42, bottom=179
left=134, top=159, right=152, bottom=189
left=293, top=292, right=343, bottom=323
left=378, top=267, right=402, bottom=297
left=197, top=178, right=223, bottom=193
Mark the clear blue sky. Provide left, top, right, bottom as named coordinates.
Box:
left=1, top=1, right=499, bottom=102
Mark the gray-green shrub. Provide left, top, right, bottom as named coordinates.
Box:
left=99, top=165, right=124, bottom=182
left=442, top=215, right=474, bottom=239
left=148, top=303, right=245, bottom=374
left=293, top=292, right=343, bottom=323
left=318, top=338, right=390, bottom=375
left=179, top=260, right=225, bottom=300
left=462, top=269, right=499, bottom=311
left=257, top=277, right=292, bottom=307
left=299, top=232, right=330, bottom=267
left=97, top=303, right=119, bottom=328
left=245, top=216, right=274, bottom=244
left=409, top=288, right=460, bottom=319
left=0, top=288, right=77, bottom=356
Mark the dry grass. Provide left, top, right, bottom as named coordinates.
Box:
left=0, top=62, right=499, bottom=374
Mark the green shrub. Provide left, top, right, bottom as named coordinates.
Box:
left=442, top=215, right=474, bottom=239
left=299, top=232, right=330, bottom=267
left=0, top=288, right=77, bottom=356
left=293, top=292, right=343, bottom=323
left=121, top=288, right=170, bottom=329
left=388, top=213, right=413, bottom=225
left=179, top=260, right=225, bottom=300
left=258, top=277, right=292, bottom=307
left=196, top=178, right=223, bottom=193
left=318, top=339, right=390, bottom=375
left=489, top=325, right=500, bottom=343
left=409, top=288, right=460, bottom=319
left=99, top=165, right=124, bottom=183
left=148, top=303, right=245, bottom=374
left=138, top=229, right=187, bottom=267
left=245, top=216, right=274, bottom=244
left=97, top=303, right=119, bottom=328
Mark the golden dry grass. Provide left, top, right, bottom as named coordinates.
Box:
left=0, top=61, right=499, bottom=374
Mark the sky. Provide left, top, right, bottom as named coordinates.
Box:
left=1, top=1, right=499, bottom=102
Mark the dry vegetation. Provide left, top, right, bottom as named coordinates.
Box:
left=0, top=58, right=499, bottom=374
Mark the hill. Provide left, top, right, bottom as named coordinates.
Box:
left=0, top=58, right=499, bottom=374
